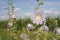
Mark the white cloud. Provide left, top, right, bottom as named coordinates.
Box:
left=0, top=16, right=7, bottom=19
left=43, top=10, right=52, bottom=14
left=1, top=16, right=5, bottom=19
left=54, top=11, right=59, bottom=14
left=25, top=12, right=33, bottom=16
left=43, top=10, right=59, bottom=14
left=14, top=8, right=20, bottom=12
left=25, top=10, right=60, bottom=18
left=43, top=10, right=60, bottom=18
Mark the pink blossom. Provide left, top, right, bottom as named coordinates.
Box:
left=20, top=33, right=29, bottom=40
left=27, top=23, right=33, bottom=30
left=11, top=14, right=16, bottom=18
left=8, top=22, right=13, bottom=27
left=30, top=10, right=46, bottom=25
left=39, top=25, right=49, bottom=32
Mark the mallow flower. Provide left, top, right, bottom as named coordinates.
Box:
left=11, top=14, right=16, bottom=19
left=20, top=33, right=29, bottom=40
left=39, top=25, right=49, bottom=32
left=53, top=27, right=60, bottom=35
left=8, top=22, right=13, bottom=27
left=30, top=10, right=46, bottom=25
left=27, top=23, right=33, bottom=30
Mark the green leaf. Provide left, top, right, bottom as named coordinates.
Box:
left=35, top=6, right=39, bottom=10
left=38, top=2, right=44, bottom=5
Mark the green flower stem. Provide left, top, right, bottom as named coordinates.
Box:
left=36, top=28, right=40, bottom=40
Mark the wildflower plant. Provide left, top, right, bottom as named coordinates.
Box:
left=1, top=0, right=58, bottom=40
left=7, top=0, right=18, bottom=40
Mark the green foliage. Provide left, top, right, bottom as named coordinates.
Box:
left=0, top=17, right=60, bottom=31
left=38, top=2, right=44, bottom=5
left=0, top=20, right=8, bottom=28
left=35, top=6, right=39, bottom=10
left=0, top=17, right=60, bottom=40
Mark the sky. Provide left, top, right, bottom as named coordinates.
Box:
left=0, top=0, right=60, bottom=20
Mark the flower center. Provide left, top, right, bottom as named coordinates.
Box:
left=35, top=15, right=41, bottom=20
